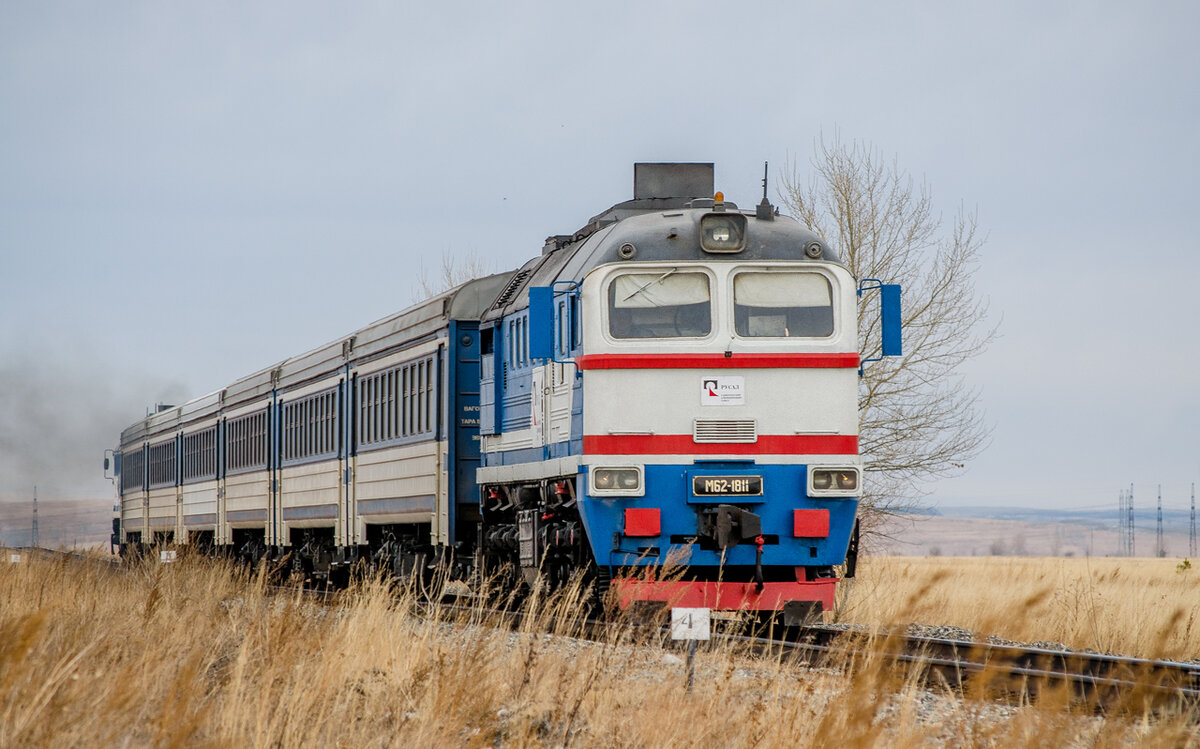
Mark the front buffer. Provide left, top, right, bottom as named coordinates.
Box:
left=579, top=461, right=858, bottom=621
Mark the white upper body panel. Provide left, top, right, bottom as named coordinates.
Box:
left=578, top=260, right=861, bottom=462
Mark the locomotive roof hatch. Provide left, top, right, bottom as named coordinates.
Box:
left=634, top=162, right=714, bottom=201
left=585, top=162, right=716, bottom=229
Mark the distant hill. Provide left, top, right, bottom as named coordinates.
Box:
left=871, top=511, right=1195, bottom=559
left=932, top=504, right=1195, bottom=535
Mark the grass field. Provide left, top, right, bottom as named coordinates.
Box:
left=1, top=551, right=1197, bottom=747
left=840, top=556, right=1200, bottom=662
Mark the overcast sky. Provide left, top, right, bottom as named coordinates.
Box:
left=1, top=2, right=1197, bottom=514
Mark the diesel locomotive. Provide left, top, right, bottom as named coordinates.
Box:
left=108, top=163, right=901, bottom=621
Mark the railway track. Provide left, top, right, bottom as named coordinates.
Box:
left=428, top=596, right=1200, bottom=711
left=747, top=623, right=1200, bottom=711
left=394, top=582, right=1200, bottom=712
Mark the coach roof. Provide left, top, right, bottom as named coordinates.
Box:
left=119, top=271, right=516, bottom=447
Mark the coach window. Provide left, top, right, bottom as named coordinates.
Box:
left=732, top=271, right=834, bottom=338
left=183, top=427, right=217, bottom=483
left=226, top=410, right=267, bottom=474
left=148, top=440, right=177, bottom=488
left=608, top=270, right=711, bottom=339
left=121, top=449, right=146, bottom=493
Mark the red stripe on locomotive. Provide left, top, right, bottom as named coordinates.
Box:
left=583, top=434, right=858, bottom=455
left=577, top=352, right=861, bottom=370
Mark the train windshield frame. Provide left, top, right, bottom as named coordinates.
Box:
left=607, top=269, right=712, bottom=339
left=732, top=270, right=834, bottom=338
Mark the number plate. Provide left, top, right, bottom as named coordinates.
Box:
left=692, top=475, right=763, bottom=496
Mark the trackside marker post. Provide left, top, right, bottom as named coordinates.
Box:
left=9, top=554, right=20, bottom=563
left=671, top=607, right=710, bottom=692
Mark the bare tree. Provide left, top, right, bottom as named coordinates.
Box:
left=780, top=135, right=995, bottom=533
left=413, top=248, right=494, bottom=300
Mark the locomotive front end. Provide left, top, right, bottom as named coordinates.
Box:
left=573, top=206, right=864, bottom=620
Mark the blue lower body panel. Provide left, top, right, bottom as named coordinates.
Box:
left=578, top=461, right=857, bottom=571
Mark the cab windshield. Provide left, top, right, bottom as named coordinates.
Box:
left=608, top=270, right=712, bottom=339
left=733, top=271, right=833, bottom=337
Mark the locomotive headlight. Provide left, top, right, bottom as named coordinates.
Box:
left=591, top=466, right=644, bottom=497
left=812, top=470, right=833, bottom=490
left=700, top=213, right=747, bottom=253
left=809, top=467, right=860, bottom=497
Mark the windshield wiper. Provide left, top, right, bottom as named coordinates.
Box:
left=622, top=267, right=678, bottom=303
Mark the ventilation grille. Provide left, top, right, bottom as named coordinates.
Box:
left=493, top=269, right=532, bottom=309
left=693, top=419, right=757, bottom=443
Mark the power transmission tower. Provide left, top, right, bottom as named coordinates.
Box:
left=32, top=486, right=39, bottom=548
left=1156, top=484, right=1165, bottom=558
left=1190, top=483, right=1196, bottom=557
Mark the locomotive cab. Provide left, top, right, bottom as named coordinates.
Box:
left=517, top=166, right=902, bottom=618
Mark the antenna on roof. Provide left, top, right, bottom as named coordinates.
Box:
left=756, top=161, right=775, bottom=221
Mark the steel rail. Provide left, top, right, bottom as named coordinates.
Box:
left=751, top=624, right=1200, bottom=709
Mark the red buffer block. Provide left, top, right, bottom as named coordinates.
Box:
left=793, top=509, right=830, bottom=538
left=624, top=508, right=661, bottom=537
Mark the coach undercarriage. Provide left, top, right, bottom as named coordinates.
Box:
left=146, top=481, right=590, bottom=596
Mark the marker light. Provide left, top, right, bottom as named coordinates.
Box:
left=591, top=466, right=644, bottom=496
left=835, top=470, right=858, bottom=490
left=809, top=467, right=861, bottom=496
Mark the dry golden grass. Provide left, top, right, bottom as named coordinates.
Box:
left=1, top=551, right=1197, bottom=747
left=840, top=556, right=1200, bottom=662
